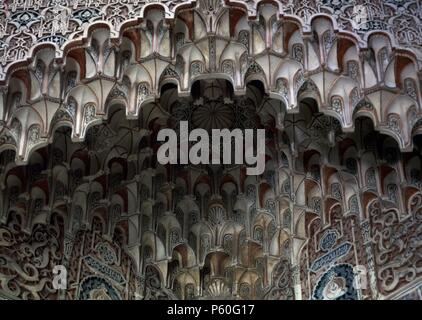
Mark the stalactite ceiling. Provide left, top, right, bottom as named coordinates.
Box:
left=0, top=0, right=421, bottom=300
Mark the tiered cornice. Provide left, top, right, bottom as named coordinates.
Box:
left=0, top=0, right=421, bottom=163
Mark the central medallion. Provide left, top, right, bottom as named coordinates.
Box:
left=191, top=97, right=235, bottom=131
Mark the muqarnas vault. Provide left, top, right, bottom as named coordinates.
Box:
left=0, top=0, right=421, bottom=300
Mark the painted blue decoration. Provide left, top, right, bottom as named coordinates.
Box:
left=319, top=229, right=338, bottom=252
left=310, top=242, right=352, bottom=272
left=313, top=264, right=358, bottom=300
left=79, top=276, right=121, bottom=300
